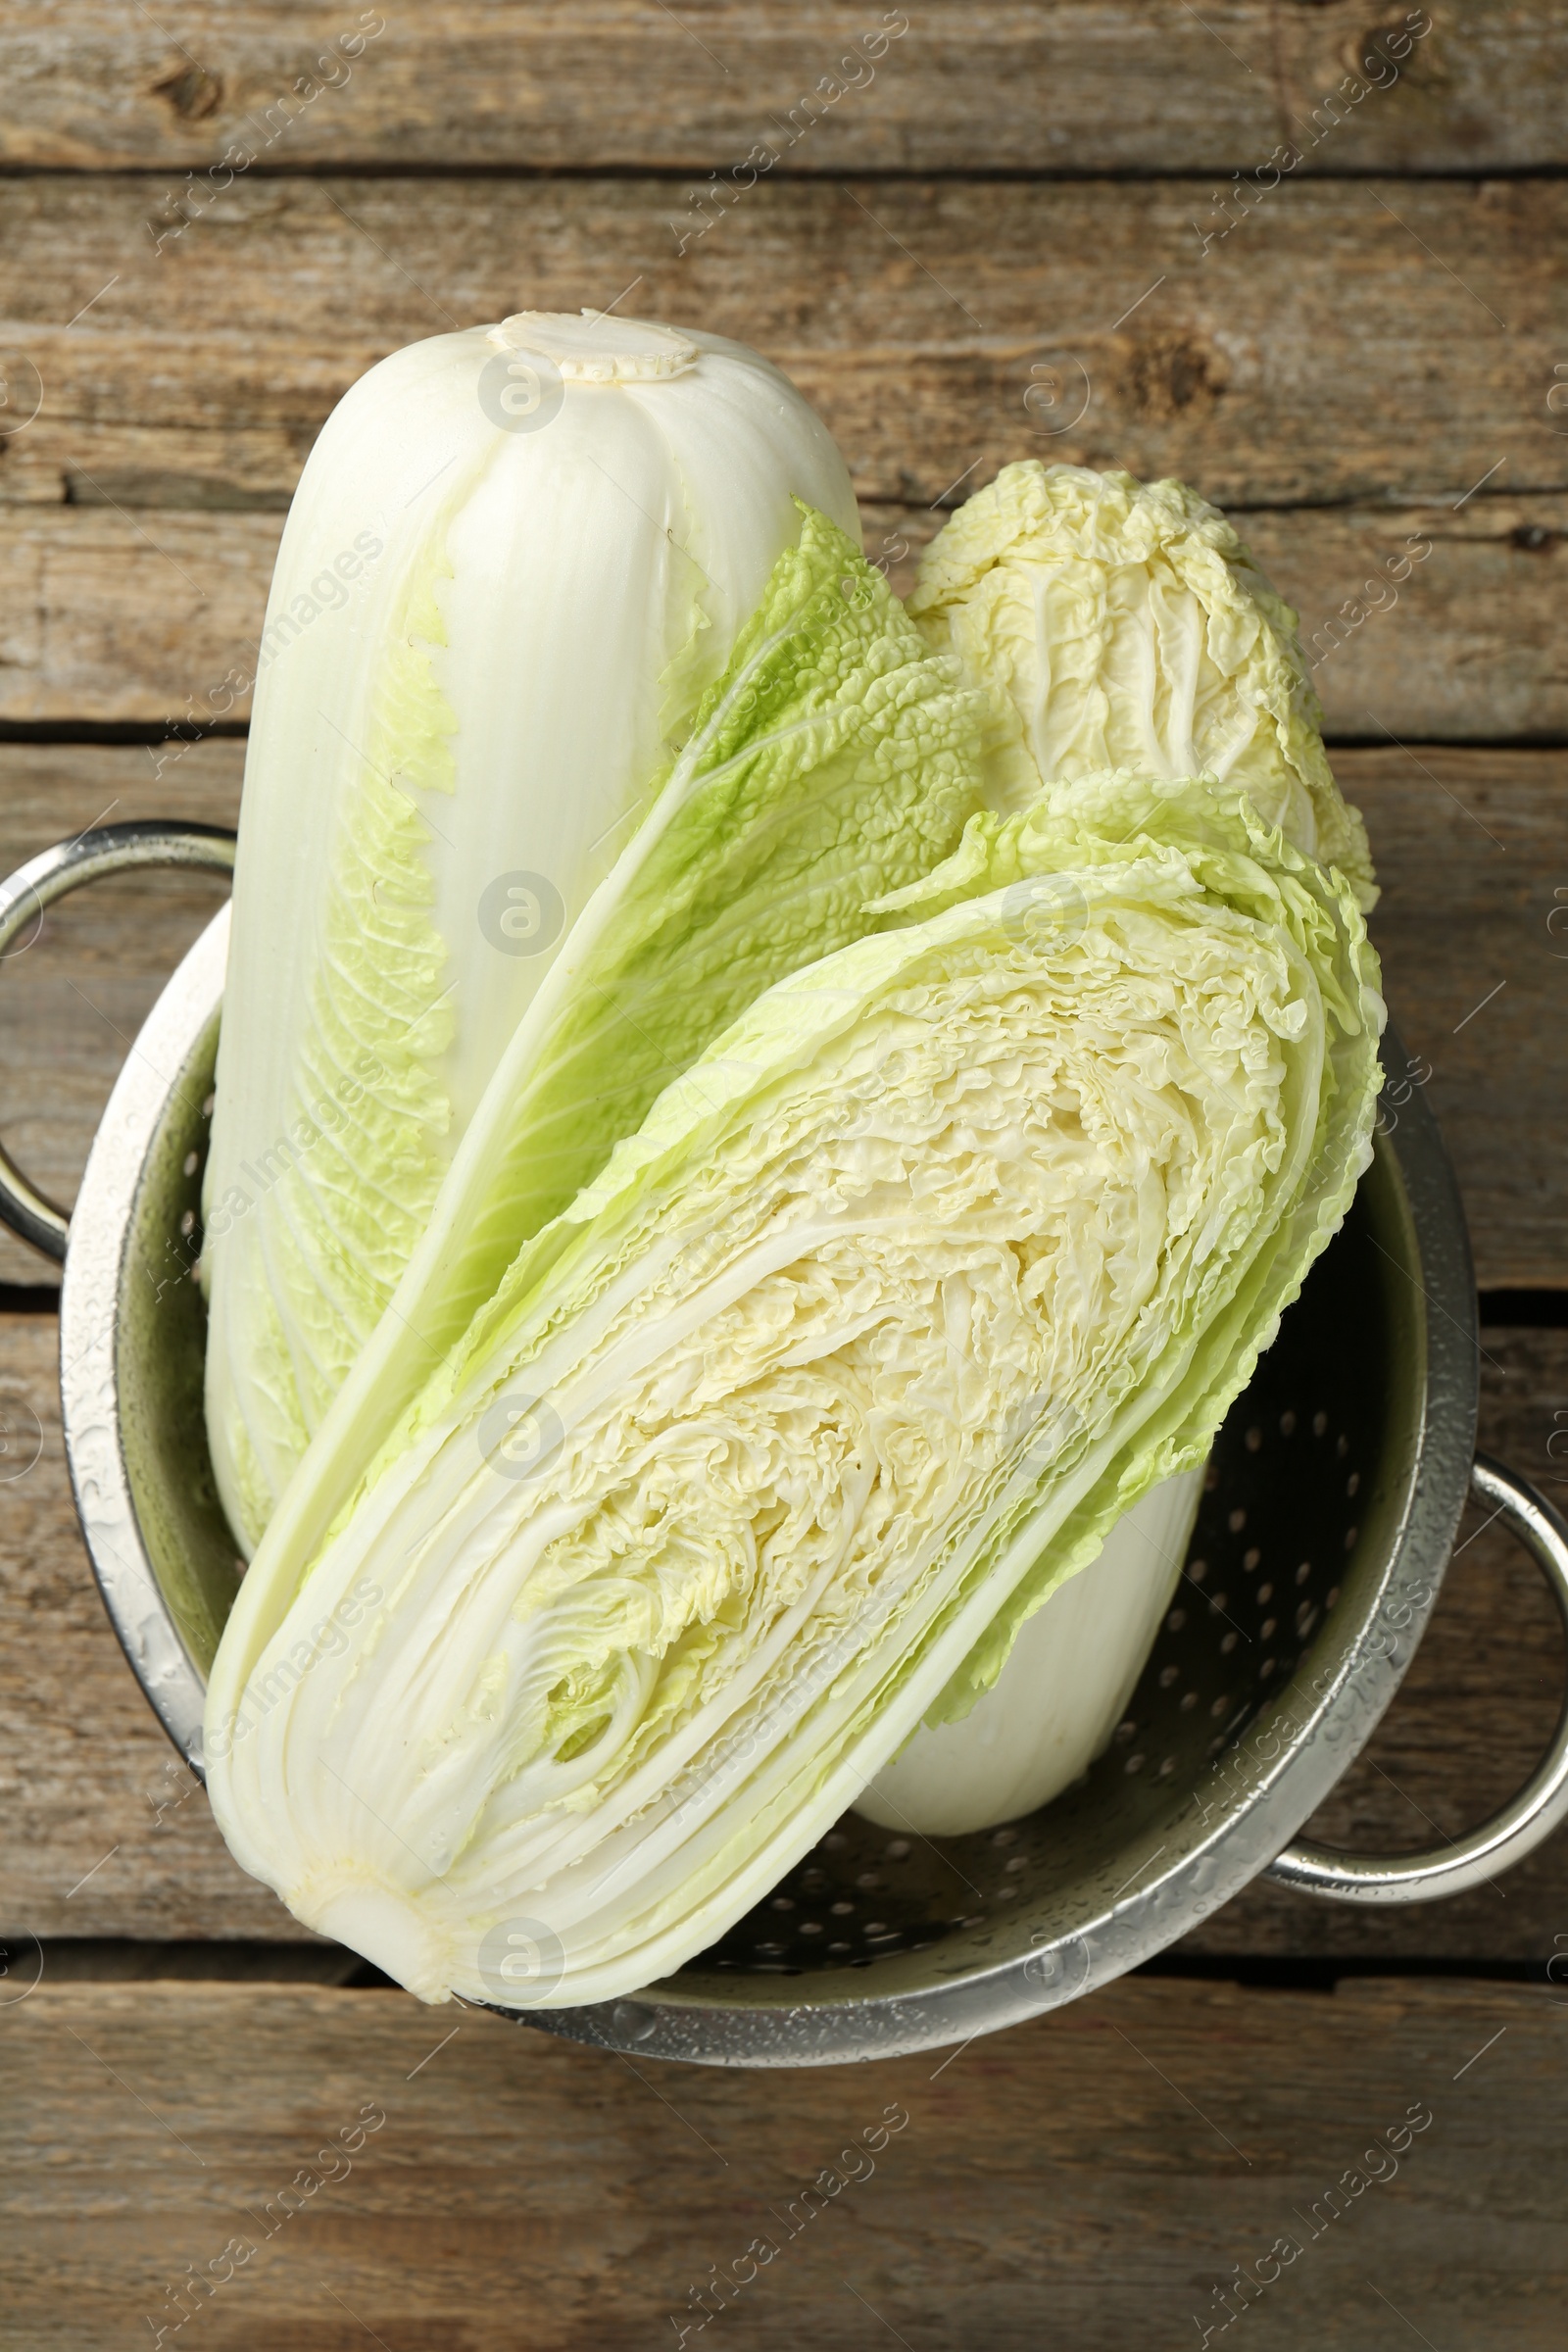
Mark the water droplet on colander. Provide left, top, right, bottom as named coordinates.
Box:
left=612, top=1999, right=658, bottom=2042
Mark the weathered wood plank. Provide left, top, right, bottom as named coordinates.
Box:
left=0, top=1977, right=1558, bottom=2351
left=0, top=512, right=279, bottom=724
left=2, top=495, right=1566, bottom=741
left=1335, top=752, right=1568, bottom=1297
left=1, top=1308, right=1564, bottom=1951
left=5, top=746, right=1563, bottom=1292
left=0, top=1314, right=289, bottom=1939
left=1, top=175, right=1562, bottom=519
left=3, top=3, right=1560, bottom=175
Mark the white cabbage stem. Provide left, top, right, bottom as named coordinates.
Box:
left=853, top=1465, right=1203, bottom=1836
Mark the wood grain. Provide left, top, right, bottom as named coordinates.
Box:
left=0, top=1314, right=289, bottom=1939
left=2, top=3, right=1562, bottom=174
left=0, top=1309, right=1564, bottom=1953
left=2, top=494, right=1566, bottom=737
left=0, top=1976, right=1559, bottom=2351
left=5, top=744, right=1564, bottom=1293
left=1343, top=751, right=1568, bottom=1296
left=0, top=174, right=1562, bottom=521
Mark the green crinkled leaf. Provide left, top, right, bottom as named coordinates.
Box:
left=909, top=461, right=1378, bottom=909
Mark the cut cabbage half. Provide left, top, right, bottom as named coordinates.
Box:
left=204, top=769, right=1382, bottom=2009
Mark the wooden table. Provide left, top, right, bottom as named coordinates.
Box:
left=2, top=8, right=1566, bottom=2345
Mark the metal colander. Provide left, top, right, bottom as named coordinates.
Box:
left=7, top=824, right=1568, bottom=2070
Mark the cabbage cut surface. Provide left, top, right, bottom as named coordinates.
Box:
left=205, top=771, right=1382, bottom=2008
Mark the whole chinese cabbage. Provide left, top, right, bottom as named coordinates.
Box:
left=202, top=312, right=978, bottom=1556
left=909, top=461, right=1376, bottom=906
left=204, top=769, right=1383, bottom=2009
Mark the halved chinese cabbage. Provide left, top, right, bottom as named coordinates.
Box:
left=204, top=770, right=1382, bottom=2009
left=910, top=461, right=1376, bottom=906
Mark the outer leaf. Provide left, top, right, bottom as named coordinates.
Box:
left=909, top=461, right=1377, bottom=907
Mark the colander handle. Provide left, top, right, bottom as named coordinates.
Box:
left=0, top=822, right=236, bottom=1262
left=1266, top=1452, right=1568, bottom=1903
